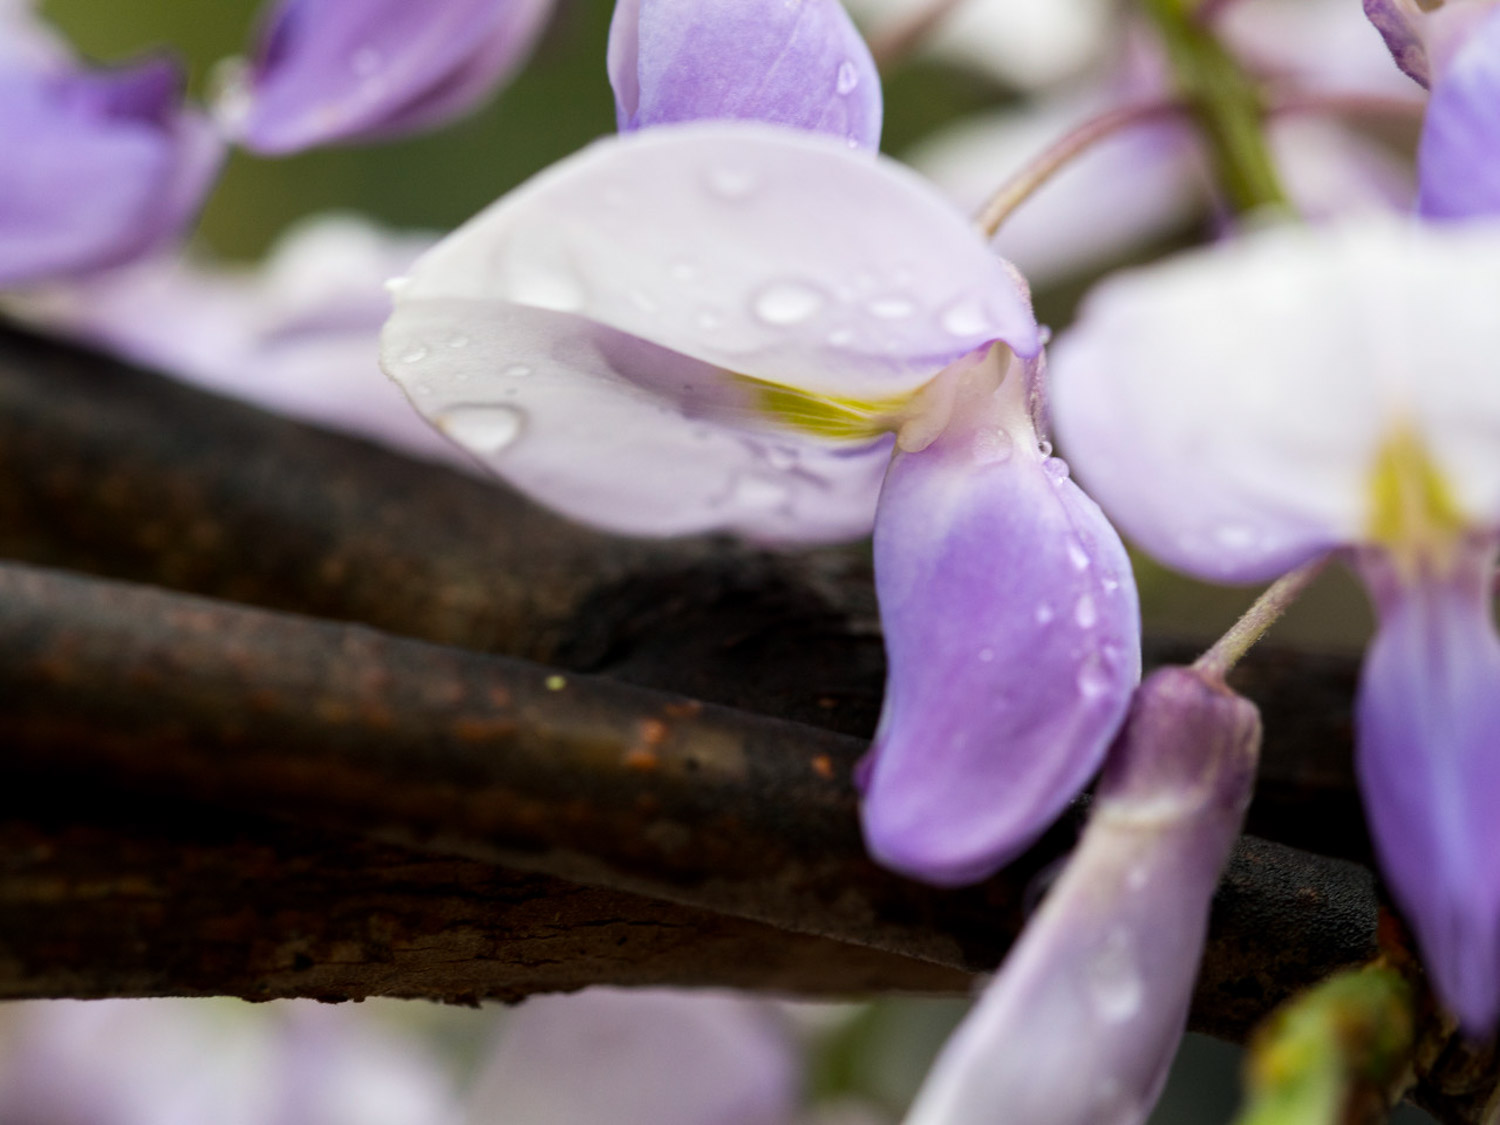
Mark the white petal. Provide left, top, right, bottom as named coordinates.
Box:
left=1051, top=219, right=1500, bottom=582
left=397, top=122, right=1038, bottom=401
left=385, top=295, right=891, bottom=540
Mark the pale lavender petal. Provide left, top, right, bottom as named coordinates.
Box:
left=13, top=217, right=474, bottom=471
left=1225, top=0, right=1419, bottom=96
left=385, top=294, right=892, bottom=540
left=904, top=667, right=1260, bottom=1125
left=860, top=350, right=1139, bottom=885
left=1418, top=5, right=1500, bottom=219
left=1356, top=542, right=1500, bottom=1032
left=394, top=123, right=1039, bottom=402
left=1051, top=221, right=1500, bottom=585
left=608, top=0, right=881, bottom=150
left=466, top=989, right=798, bottom=1125
left=227, top=0, right=554, bottom=154
left=1271, top=116, right=1415, bottom=218
left=0, top=56, right=221, bottom=286
left=0, top=0, right=68, bottom=69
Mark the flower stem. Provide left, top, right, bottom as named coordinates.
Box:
left=868, top=0, right=969, bottom=70
left=1140, top=0, right=1291, bottom=214
left=974, top=100, right=1186, bottom=238
left=1195, top=556, right=1329, bottom=681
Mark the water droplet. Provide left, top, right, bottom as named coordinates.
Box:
left=501, top=363, right=533, bottom=379
left=1038, top=325, right=1054, bottom=345
left=753, top=281, right=825, bottom=326
left=1075, top=593, right=1098, bottom=629
left=445, top=333, right=470, bottom=350
left=1102, top=576, right=1120, bottom=593
left=669, top=259, right=698, bottom=282
left=725, top=474, right=791, bottom=511
left=705, top=165, right=759, bottom=201
left=940, top=297, right=992, bottom=337
left=437, top=405, right=524, bottom=455
left=1035, top=603, right=1055, bottom=625
left=836, top=59, right=860, bottom=95
left=1088, top=930, right=1143, bottom=1023
left=1077, top=655, right=1111, bottom=699
left=399, top=344, right=429, bottom=365
left=845, top=136, right=860, bottom=149
left=971, top=427, right=1014, bottom=465
left=1066, top=540, right=1090, bottom=571
left=978, top=647, right=995, bottom=663
left=384, top=276, right=410, bottom=295
left=1037, top=439, right=1054, bottom=457
left=1042, top=457, right=1070, bottom=483
left=1214, top=523, right=1258, bottom=550
left=867, top=295, right=915, bottom=320
left=765, top=446, right=799, bottom=471
left=351, top=46, right=381, bottom=77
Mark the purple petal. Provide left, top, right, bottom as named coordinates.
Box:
left=1355, top=542, right=1500, bottom=1032
left=905, top=667, right=1260, bottom=1125
left=230, top=0, right=554, bottom=154
left=394, top=123, right=1039, bottom=403
left=18, top=217, right=477, bottom=472
left=1362, top=0, right=1432, bottom=85
left=467, top=989, right=798, bottom=1125
left=860, top=350, right=1140, bottom=885
left=0, top=55, right=221, bottom=287
left=384, top=294, right=893, bottom=541
left=1418, top=5, right=1500, bottom=219
left=608, top=0, right=881, bottom=151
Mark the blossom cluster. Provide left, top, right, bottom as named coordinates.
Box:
left=4, top=0, right=1500, bottom=1121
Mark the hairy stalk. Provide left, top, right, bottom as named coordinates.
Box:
left=1141, top=0, right=1291, bottom=214
left=1196, top=557, right=1329, bottom=681
left=974, top=100, right=1186, bottom=238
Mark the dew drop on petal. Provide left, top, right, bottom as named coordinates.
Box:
left=1066, top=540, right=1090, bottom=572
left=399, top=344, right=429, bottom=365
left=867, top=295, right=915, bottom=320
left=1076, top=655, right=1111, bottom=699
left=940, top=297, right=992, bottom=337
left=1042, top=457, right=1070, bottom=483
left=1087, top=929, right=1144, bottom=1023
left=724, top=473, right=791, bottom=512
left=1075, top=593, right=1098, bottom=629
left=753, top=281, right=825, bottom=326
left=1035, top=602, right=1055, bottom=625
left=1037, top=439, right=1054, bottom=457
left=836, top=59, right=860, bottom=95
left=705, top=165, right=760, bottom=202
left=438, top=405, right=524, bottom=455
left=501, top=363, right=533, bottom=379
left=384, top=276, right=410, bottom=295
left=971, top=427, right=1014, bottom=465
left=446, top=333, right=470, bottom=350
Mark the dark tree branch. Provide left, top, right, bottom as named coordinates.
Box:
left=0, top=324, right=1367, bottom=860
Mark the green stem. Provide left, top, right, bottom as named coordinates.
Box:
left=1141, top=0, right=1291, bottom=214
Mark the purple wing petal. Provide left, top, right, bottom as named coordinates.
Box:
left=468, top=989, right=798, bottom=1125
left=860, top=351, right=1140, bottom=885
left=230, top=0, right=553, bottom=154
left=1418, top=5, right=1500, bottom=219
left=0, top=56, right=221, bottom=286
left=905, top=667, right=1260, bottom=1125
left=1355, top=542, right=1500, bottom=1032
left=608, top=0, right=881, bottom=151
left=1362, top=0, right=1432, bottom=85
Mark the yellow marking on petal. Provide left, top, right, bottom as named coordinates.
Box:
left=1367, top=426, right=1465, bottom=576
left=734, top=375, right=915, bottom=442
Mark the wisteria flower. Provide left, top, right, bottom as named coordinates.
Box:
left=0, top=998, right=463, bottom=1125
left=609, top=0, right=881, bottom=149
left=905, top=667, right=1259, bottom=1125
left=1051, top=217, right=1500, bottom=1031
left=10, top=215, right=473, bottom=469
left=0, top=10, right=221, bottom=287
left=381, top=120, right=1140, bottom=884
left=220, top=0, right=556, bottom=155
